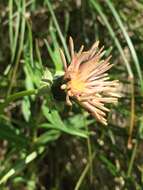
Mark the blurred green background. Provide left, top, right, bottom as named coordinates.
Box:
left=0, top=0, right=143, bottom=189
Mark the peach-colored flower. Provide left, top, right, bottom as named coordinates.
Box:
left=60, top=37, right=120, bottom=125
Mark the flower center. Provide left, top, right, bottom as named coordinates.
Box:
left=69, top=78, right=85, bottom=92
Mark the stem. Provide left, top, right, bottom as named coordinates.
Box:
left=84, top=112, right=93, bottom=183
left=127, top=140, right=138, bottom=177
left=8, top=0, right=14, bottom=55
left=74, top=153, right=95, bottom=190
left=0, top=89, right=37, bottom=113
left=127, top=78, right=135, bottom=149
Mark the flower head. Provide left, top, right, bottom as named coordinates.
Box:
left=60, top=37, right=120, bottom=125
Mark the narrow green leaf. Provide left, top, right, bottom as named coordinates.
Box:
left=36, top=130, right=61, bottom=144
left=105, top=0, right=143, bottom=91
left=0, top=123, right=29, bottom=148
left=99, top=155, right=117, bottom=176
left=90, top=0, right=133, bottom=79
left=45, top=0, right=70, bottom=62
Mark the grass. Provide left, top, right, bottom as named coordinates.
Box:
left=0, top=0, right=143, bottom=189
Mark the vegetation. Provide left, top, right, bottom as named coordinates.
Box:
left=0, top=0, right=143, bottom=189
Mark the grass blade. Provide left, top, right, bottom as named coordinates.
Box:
left=105, top=0, right=143, bottom=91
left=90, top=0, right=133, bottom=79
left=45, top=0, right=70, bottom=62
left=8, top=0, right=14, bottom=56
left=7, top=0, right=26, bottom=95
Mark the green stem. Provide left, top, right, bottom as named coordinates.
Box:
left=8, top=0, right=14, bottom=55
left=84, top=112, right=93, bottom=183
left=74, top=153, right=95, bottom=190
left=0, top=89, right=37, bottom=113
left=127, top=140, right=138, bottom=177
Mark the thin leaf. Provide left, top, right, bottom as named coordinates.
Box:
left=90, top=0, right=133, bottom=79
left=105, top=0, right=143, bottom=91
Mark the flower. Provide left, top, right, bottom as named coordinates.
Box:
left=60, top=37, right=120, bottom=125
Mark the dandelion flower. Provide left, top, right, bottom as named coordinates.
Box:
left=60, top=37, right=120, bottom=125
